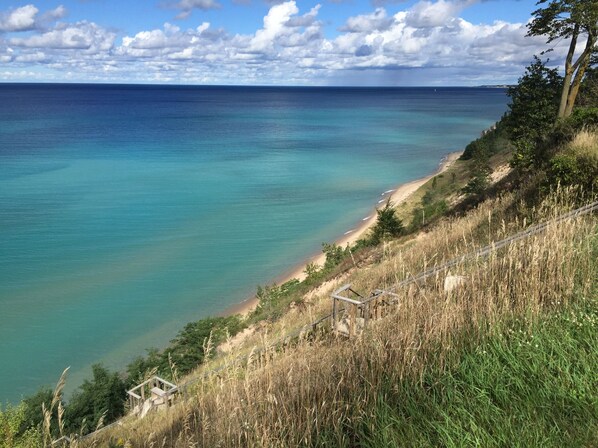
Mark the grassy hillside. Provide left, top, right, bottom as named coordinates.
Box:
left=79, top=181, right=597, bottom=447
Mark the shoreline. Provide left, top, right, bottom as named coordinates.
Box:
left=222, top=150, right=463, bottom=317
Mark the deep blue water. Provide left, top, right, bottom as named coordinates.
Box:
left=0, top=84, right=508, bottom=403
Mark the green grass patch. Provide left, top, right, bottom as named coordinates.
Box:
left=353, top=298, right=598, bottom=447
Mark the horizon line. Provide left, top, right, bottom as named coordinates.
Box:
left=0, top=81, right=512, bottom=88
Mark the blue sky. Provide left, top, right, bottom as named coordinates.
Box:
left=0, top=0, right=572, bottom=85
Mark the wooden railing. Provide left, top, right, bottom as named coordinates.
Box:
left=126, top=376, right=178, bottom=411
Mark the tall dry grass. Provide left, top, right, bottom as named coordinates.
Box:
left=84, top=189, right=596, bottom=447
left=568, top=129, right=598, bottom=158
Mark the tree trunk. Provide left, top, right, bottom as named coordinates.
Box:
left=565, top=55, right=591, bottom=117
left=564, top=32, right=596, bottom=117
left=558, top=25, right=579, bottom=119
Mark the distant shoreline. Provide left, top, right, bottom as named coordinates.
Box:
left=223, top=150, right=463, bottom=317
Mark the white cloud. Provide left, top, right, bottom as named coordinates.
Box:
left=0, top=4, right=38, bottom=32
left=0, top=4, right=68, bottom=33
left=10, top=21, right=115, bottom=52
left=15, top=51, right=47, bottom=62
left=405, top=0, right=474, bottom=28
left=249, top=1, right=299, bottom=52
left=41, top=5, right=67, bottom=22
left=118, top=22, right=219, bottom=60
left=287, top=4, right=320, bottom=27
left=339, top=8, right=392, bottom=33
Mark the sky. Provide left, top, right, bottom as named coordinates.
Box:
left=0, top=0, right=576, bottom=85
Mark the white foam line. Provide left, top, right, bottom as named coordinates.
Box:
left=385, top=189, right=395, bottom=194
left=344, top=229, right=355, bottom=235
left=362, top=215, right=372, bottom=221
left=378, top=199, right=385, bottom=203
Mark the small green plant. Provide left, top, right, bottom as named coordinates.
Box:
left=303, top=262, right=320, bottom=279
left=321, top=242, right=346, bottom=269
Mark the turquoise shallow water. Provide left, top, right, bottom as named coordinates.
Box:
left=0, top=85, right=508, bottom=402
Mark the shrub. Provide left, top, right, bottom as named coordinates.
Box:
left=166, top=316, right=246, bottom=375
left=410, top=200, right=448, bottom=231
left=251, top=280, right=302, bottom=322
left=460, top=120, right=509, bottom=161
left=0, top=404, right=43, bottom=447
left=322, top=243, right=346, bottom=269
left=548, top=130, right=598, bottom=191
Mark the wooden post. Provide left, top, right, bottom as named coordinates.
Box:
left=350, top=303, right=356, bottom=337
left=332, top=297, right=337, bottom=332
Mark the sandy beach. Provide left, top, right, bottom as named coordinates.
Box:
left=224, top=150, right=463, bottom=316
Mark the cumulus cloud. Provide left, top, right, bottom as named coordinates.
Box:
left=405, top=0, right=474, bottom=28
left=40, top=5, right=67, bottom=23
left=10, top=21, right=115, bottom=51
left=0, top=4, right=39, bottom=32
left=0, top=4, right=67, bottom=33
left=246, top=1, right=322, bottom=53
left=339, top=8, right=392, bottom=33
left=249, top=1, right=298, bottom=51
left=118, top=22, right=221, bottom=61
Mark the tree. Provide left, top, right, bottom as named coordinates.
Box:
left=19, top=387, right=57, bottom=436
left=370, top=200, right=404, bottom=244
left=506, top=57, right=562, bottom=167
left=528, top=0, right=598, bottom=118
left=65, top=364, right=126, bottom=434
left=463, top=139, right=491, bottom=195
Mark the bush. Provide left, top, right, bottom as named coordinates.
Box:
left=255, top=281, right=298, bottom=315
left=460, top=120, right=509, bottom=161
left=0, top=404, right=43, bottom=447
left=127, top=315, right=247, bottom=382
left=165, top=316, right=246, bottom=375
left=322, top=243, right=346, bottom=269
left=410, top=200, right=448, bottom=231
left=548, top=130, right=598, bottom=191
